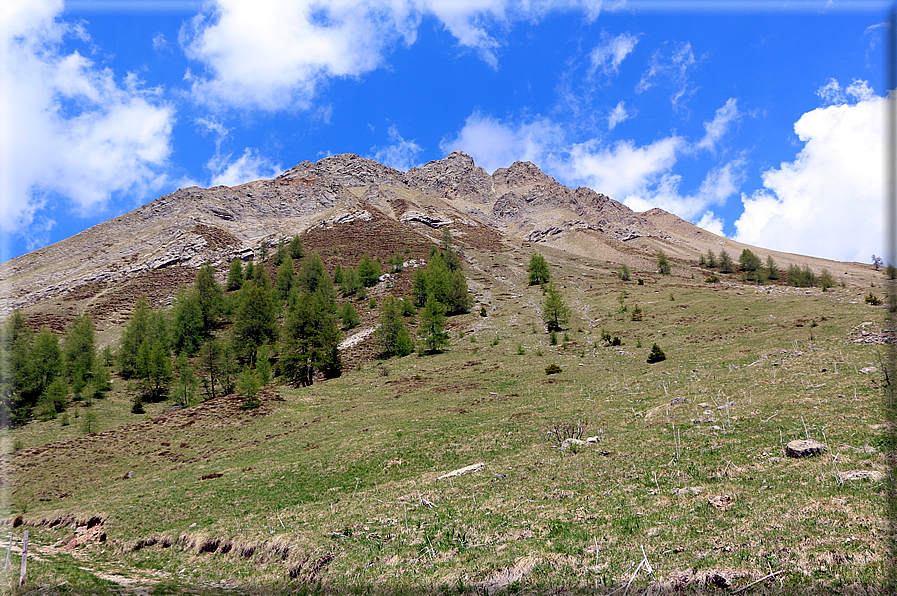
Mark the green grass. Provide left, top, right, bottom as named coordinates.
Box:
left=2, top=247, right=891, bottom=594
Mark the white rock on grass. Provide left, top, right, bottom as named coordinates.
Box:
left=839, top=470, right=887, bottom=482
left=437, top=462, right=485, bottom=479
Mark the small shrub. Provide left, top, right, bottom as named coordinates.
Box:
left=491, top=336, right=500, bottom=346
left=866, top=292, right=882, bottom=305
left=131, top=396, right=145, bottom=414
left=516, top=344, right=526, bottom=355
left=619, top=264, right=631, bottom=281
left=647, top=343, right=666, bottom=364
left=369, top=298, right=377, bottom=309
left=535, top=348, right=543, bottom=356
left=631, top=305, right=642, bottom=321
left=705, top=274, right=719, bottom=283
left=545, top=363, right=563, bottom=375
left=610, top=336, right=622, bottom=346
left=549, top=330, right=558, bottom=345
left=563, top=332, right=570, bottom=342
left=480, top=305, right=487, bottom=317
left=547, top=419, right=587, bottom=452
left=637, top=278, right=644, bottom=286
left=636, top=338, right=642, bottom=348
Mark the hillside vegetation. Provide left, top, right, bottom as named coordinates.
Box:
left=1, top=227, right=892, bottom=595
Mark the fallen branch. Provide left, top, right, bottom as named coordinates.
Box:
left=731, top=569, right=786, bottom=594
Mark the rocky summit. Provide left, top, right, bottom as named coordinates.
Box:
left=0, top=151, right=865, bottom=331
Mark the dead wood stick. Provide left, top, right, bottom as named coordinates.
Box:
left=731, top=569, right=786, bottom=594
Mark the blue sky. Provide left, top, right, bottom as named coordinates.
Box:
left=0, top=0, right=891, bottom=264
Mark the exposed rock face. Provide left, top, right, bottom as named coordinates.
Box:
left=405, top=151, right=494, bottom=202
left=492, top=192, right=525, bottom=220
left=279, top=153, right=408, bottom=188
left=0, top=150, right=739, bottom=320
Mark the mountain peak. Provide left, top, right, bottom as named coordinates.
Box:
left=405, top=151, right=493, bottom=201
left=279, top=153, right=408, bottom=188
left=493, top=160, right=556, bottom=189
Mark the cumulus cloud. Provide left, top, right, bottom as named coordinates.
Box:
left=563, top=136, right=684, bottom=200
left=588, top=31, right=639, bottom=77
left=181, top=0, right=620, bottom=110
left=208, top=148, right=283, bottom=187
left=734, top=86, right=882, bottom=263
left=370, top=125, right=424, bottom=171
left=439, top=112, right=566, bottom=173
left=0, top=0, right=174, bottom=237
left=636, top=41, right=697, bottom=110
left=697, top=98, right=740, bottom=151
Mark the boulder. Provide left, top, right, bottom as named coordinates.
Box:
left=785, top=439, right=827, bottom=458
left=839, top=470, right=886, bottom=482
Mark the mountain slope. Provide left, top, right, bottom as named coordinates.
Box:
left=0, top=152, right=875, bottom=330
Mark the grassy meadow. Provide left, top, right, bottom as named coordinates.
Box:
left=0, top=245, right=892, bottom=595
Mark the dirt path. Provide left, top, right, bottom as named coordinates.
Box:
left=6, top=537, right=167, bottom=594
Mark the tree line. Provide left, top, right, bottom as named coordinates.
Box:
left=0, top=231, right=473, bottom=424
left=0, top=312, right=111, bottom=425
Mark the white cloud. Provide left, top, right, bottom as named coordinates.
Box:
left=0, top=0, right=174, bottom=236
left=609, top=158, right=742, bottom=224
left=734, top=87, right=882, bottom=263
left=697, top=98, right=740, bottom=150
left=439, top=112, right=566, bottom=173
left=636, top=41, right=697, bottom=110
left=816, top=77, right=874, bottom=105
left=152, top=32, right=171, bottom=52
left=181, top=0, right=622, bottom=110
left=208, top=148, right=283, bottom=187
left=588, top=31, right=639, bottom=77
left=370, top=125, right=424, bottom=171
left=607, top=101, right=631, bottom=130
left=695, top=211, right=724, bottom=236
left=564, top=136, right=684, bottom=200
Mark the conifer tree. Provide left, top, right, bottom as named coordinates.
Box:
left=298, top=251, right=327, bottom=294
left=412, top=267, right=428, bottom=307
left=418, top=295, right=449, bottom=354
left=289, top=234, right=304, bottom=260
left=357, top=254, right=382, bottom=287
left=718, top=250, right=734, bottom=274
left=657, top=250, right=671, bottom=275
left=444, top=269, right=472, bottom=315
left=441, top=228, right=462, bottom=272
left=63, top=314, right=95, bottom=392
left=118, top=296, right=151, bottom=379
left=528, top=253, right=551, bottom=285
left=273, top=237, right=288, bottom=266
left=423, top=252, right=450, bottom=304
left=542, top=284, right=570, bottom=332
left=339, top=301, right=360, bottom=331
left=171, top=288, right=204, bottom=356
left=227, top=258, right=244, bottom=291
left=378, top=297, right=414, bottom=357
left=766, top=255, right=779, bottom=280
left=232, top=274, right=278, bottom=363
left=195, top=261, right=223, bottom=332
left=282, top=291, right=342, bottom=386
left=277, top=254, right=295, bottom=300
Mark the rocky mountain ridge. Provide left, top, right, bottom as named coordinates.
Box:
left=0, top=151, right=870, bottom=326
